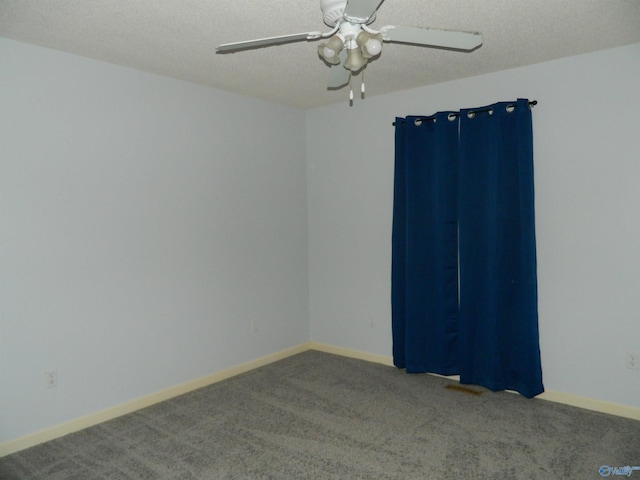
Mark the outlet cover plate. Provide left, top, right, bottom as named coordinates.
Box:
left=626, top=352, right=640, bottom=370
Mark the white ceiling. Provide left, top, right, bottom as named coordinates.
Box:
left=2, top=0, right=640, bottom=109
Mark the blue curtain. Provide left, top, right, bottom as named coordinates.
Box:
left=392, top=111, right=460, bottom=376
left=392, top=99, right=544, bottom=398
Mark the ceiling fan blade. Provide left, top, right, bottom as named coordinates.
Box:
left=382, top=26, right=482, bottom=51
left=216, top=32, right=322, bottom=53
left=327, top=50, right=350, bottom=88
left=343, top=0, right=384, bottom=23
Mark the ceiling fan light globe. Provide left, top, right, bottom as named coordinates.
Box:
left=356, top=31, right=371, bottom=47
left=317, top=44, right=340, bottom=64
left=364, top=38, right=382, bottom=57
left=318, top=35, right=345, bottom=65
left=344, top=48, right=367, bottom=72
left=326, top=35, right=344, bottom=53
left=323, top=46, right=337, bottom=59
left=356, top=31, right=382, bottom=59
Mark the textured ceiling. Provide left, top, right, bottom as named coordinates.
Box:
left=1, top=0, right=640, bottom=109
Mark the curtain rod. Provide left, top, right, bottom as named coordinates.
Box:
left=392, top=100, right=538, bottom=126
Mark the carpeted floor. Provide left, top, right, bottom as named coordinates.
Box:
left=1, top=350, right=639, bottom=479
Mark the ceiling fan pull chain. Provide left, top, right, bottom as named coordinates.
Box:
left=361, top=70, right=366, bottom=99
left=349, top=73, right=354, bottom=105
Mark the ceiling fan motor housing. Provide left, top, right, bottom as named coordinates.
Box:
left=320, top=0, right=346, bottom=26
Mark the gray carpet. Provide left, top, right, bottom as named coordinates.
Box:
left=1, top=350, right=639, bottom=479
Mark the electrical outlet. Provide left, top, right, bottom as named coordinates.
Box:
left=250, top=320, right=258, bottom=334
left=44, top=371, right=58, bottom=389
left=626, top=352, right=640, bottom=370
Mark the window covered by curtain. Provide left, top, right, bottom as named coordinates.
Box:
left=392, top=99, right=544, bottom=398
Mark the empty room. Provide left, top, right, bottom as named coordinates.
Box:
left=1, top=1, right=639, bottom=478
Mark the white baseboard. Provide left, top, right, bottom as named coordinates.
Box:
left=309, top=342, right=640, bottom=421
left=2, top=341, right=638, bottom=457
left=0, top=342, right=312, bottom=458
left=308, top=342, right=395, bottom=367
left=536, top=390, right=640, bottom=420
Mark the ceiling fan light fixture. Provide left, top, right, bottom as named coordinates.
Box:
left=344, top=47, right=367, bottom=72
left=318, top=35, right=344, bottom=64
left=356, top=31, right=383, bottom=58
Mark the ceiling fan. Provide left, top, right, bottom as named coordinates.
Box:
left=216, top=0, right=482, bottom=97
